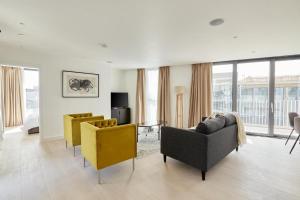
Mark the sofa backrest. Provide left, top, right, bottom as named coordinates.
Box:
left=69, top=113, right=93, bottom=118
left=196, top=113, right=237, bottom=134
left=196, top=116, right=225, bottom=134
left=223, top=113, right=237, bottom=126
left=87, top=118, right=118, bottom=128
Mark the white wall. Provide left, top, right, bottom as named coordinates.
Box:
left=110, top=69, right=137, bottom=123
left=1, top=50, right=192, bottom=140
left=39, top=63, right=112, bottom=140
left=110, top=68, right=124, bottom=92
left=1, top=55, right=115, bottom=140
left=119, top=65, right=192, bottom=128
left=122, top=70, right=137, bottom=123
left=37, top=62, right=192, bottom=139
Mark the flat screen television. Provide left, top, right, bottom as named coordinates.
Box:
left=111, top=92, right=128, bottom=108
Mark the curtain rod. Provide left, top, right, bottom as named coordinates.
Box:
left=1, top=65, right=38, bottom=71
left=23, top=67, right=38, bottom=71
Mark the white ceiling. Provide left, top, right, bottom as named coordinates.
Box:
left=0, top=0, right=300, bottom=68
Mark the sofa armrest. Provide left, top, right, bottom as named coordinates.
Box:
left=206, top=125, right=238, bottom=169
left=64, top=115, right=73, bottom=142
left=69, top=112, right=93, bottom=118
left=161, top=127, right=208, bottom=170
left=80, top=122, right=100, bottom=169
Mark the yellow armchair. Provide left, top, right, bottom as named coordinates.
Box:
left=80, top=119, right=137, bottom=184
left=64, top=113, right=104, bottom=155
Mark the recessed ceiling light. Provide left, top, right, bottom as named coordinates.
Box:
left=98, top=43, right=108, bottom=48
left=233, top=35, right=238, bottom=39
left=18, top=33, right=24, bottom=36
left=106, top=61, right=112, bottom=64
left=209, top=18, right=224, bottom=26
left=19, top=22, right=24, bottom=25
left=252, top=50, right=256, bottom=53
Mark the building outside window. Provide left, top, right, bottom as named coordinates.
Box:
left=212, top=64, right=233, bottom=113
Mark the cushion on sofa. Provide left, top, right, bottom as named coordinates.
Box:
left=196, top=116, right=226, bottom=134
left=224, top=113, right=236, bottom=126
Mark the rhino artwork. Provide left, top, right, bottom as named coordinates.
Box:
left=69, top=78, right=94, bottom=92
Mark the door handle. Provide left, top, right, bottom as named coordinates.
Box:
left=271, top=102, right=274, bottom=113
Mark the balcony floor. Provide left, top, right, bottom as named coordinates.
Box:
left=245, top=125, right=293, bottom=136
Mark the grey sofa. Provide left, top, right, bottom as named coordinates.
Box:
left=161, top=116, right=238, bottom=181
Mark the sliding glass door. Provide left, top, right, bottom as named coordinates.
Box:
left=237, top=62, right=270, bottom=134
left=212, top=56, right=300, bottom=137
left=274, top=60, right=300, bottom=136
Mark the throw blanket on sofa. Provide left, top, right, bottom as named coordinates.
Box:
left=230, top=112, right=247, bottom=145
left=205, top=112, right=247, bottom=145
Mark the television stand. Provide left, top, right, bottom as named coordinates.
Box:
left=111, top=107, right=131, bottom=125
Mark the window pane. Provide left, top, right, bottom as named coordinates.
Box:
left=146, top=69, right=158, bottom=122
left=212, top=64, right=233, bottom=113
left=23, top=69, right=39, bottom=125
left=274, top=60, right=300, bottom=135
left=237, top=61, right=269, bottom=134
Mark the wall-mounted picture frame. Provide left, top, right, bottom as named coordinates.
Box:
left=62, top=70, right=99, bottom=98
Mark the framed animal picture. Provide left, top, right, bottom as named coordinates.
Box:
left=62, top=70, right=99, bottom=98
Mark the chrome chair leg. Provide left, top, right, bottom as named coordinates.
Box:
left=73, top=146, right=75, bottom=157
left=158, top=125, right=161, bottom=140
left=290, top=134, right=300, bottom=154
left=83, top=157, right=86, bottom=168
left=65, top=141, right=68, bottom=149
left=285, top=129, right=294, bottom=145
left=132, top=158, right=135, bottom=171
left=98, top=170, right=101, bottom=184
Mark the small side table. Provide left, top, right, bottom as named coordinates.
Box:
left=137, top=121, right=167, bottom=142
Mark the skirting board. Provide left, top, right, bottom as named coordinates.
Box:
left=41, top=135, right=64, bottom=142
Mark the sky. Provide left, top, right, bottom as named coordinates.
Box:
left=24, top=70, right=39, bottom=89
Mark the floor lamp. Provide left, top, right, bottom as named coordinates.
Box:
left=175, top=86, right=185, bottom=128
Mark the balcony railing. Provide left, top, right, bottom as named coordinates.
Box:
left=213, top=99, right=300, bottom=128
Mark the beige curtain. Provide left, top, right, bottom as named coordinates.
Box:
left=0, top=69, right=4, bottom=138
left=1, top=66, right=24, bottom=127
left=157, top=66, right=170, bottom=125
left=135, top=68, right=146, bottom=124
left=188, top=63, right=212, bottom=127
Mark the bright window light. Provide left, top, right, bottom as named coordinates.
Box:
left=146, top=69, right=158, bottom=122
left=23, top=69, right=39, bottom=125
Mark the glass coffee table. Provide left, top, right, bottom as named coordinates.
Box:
left=137, top=121, right=167, bottom=142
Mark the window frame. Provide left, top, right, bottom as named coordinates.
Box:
left=212, top=54, right=300, bottom=137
